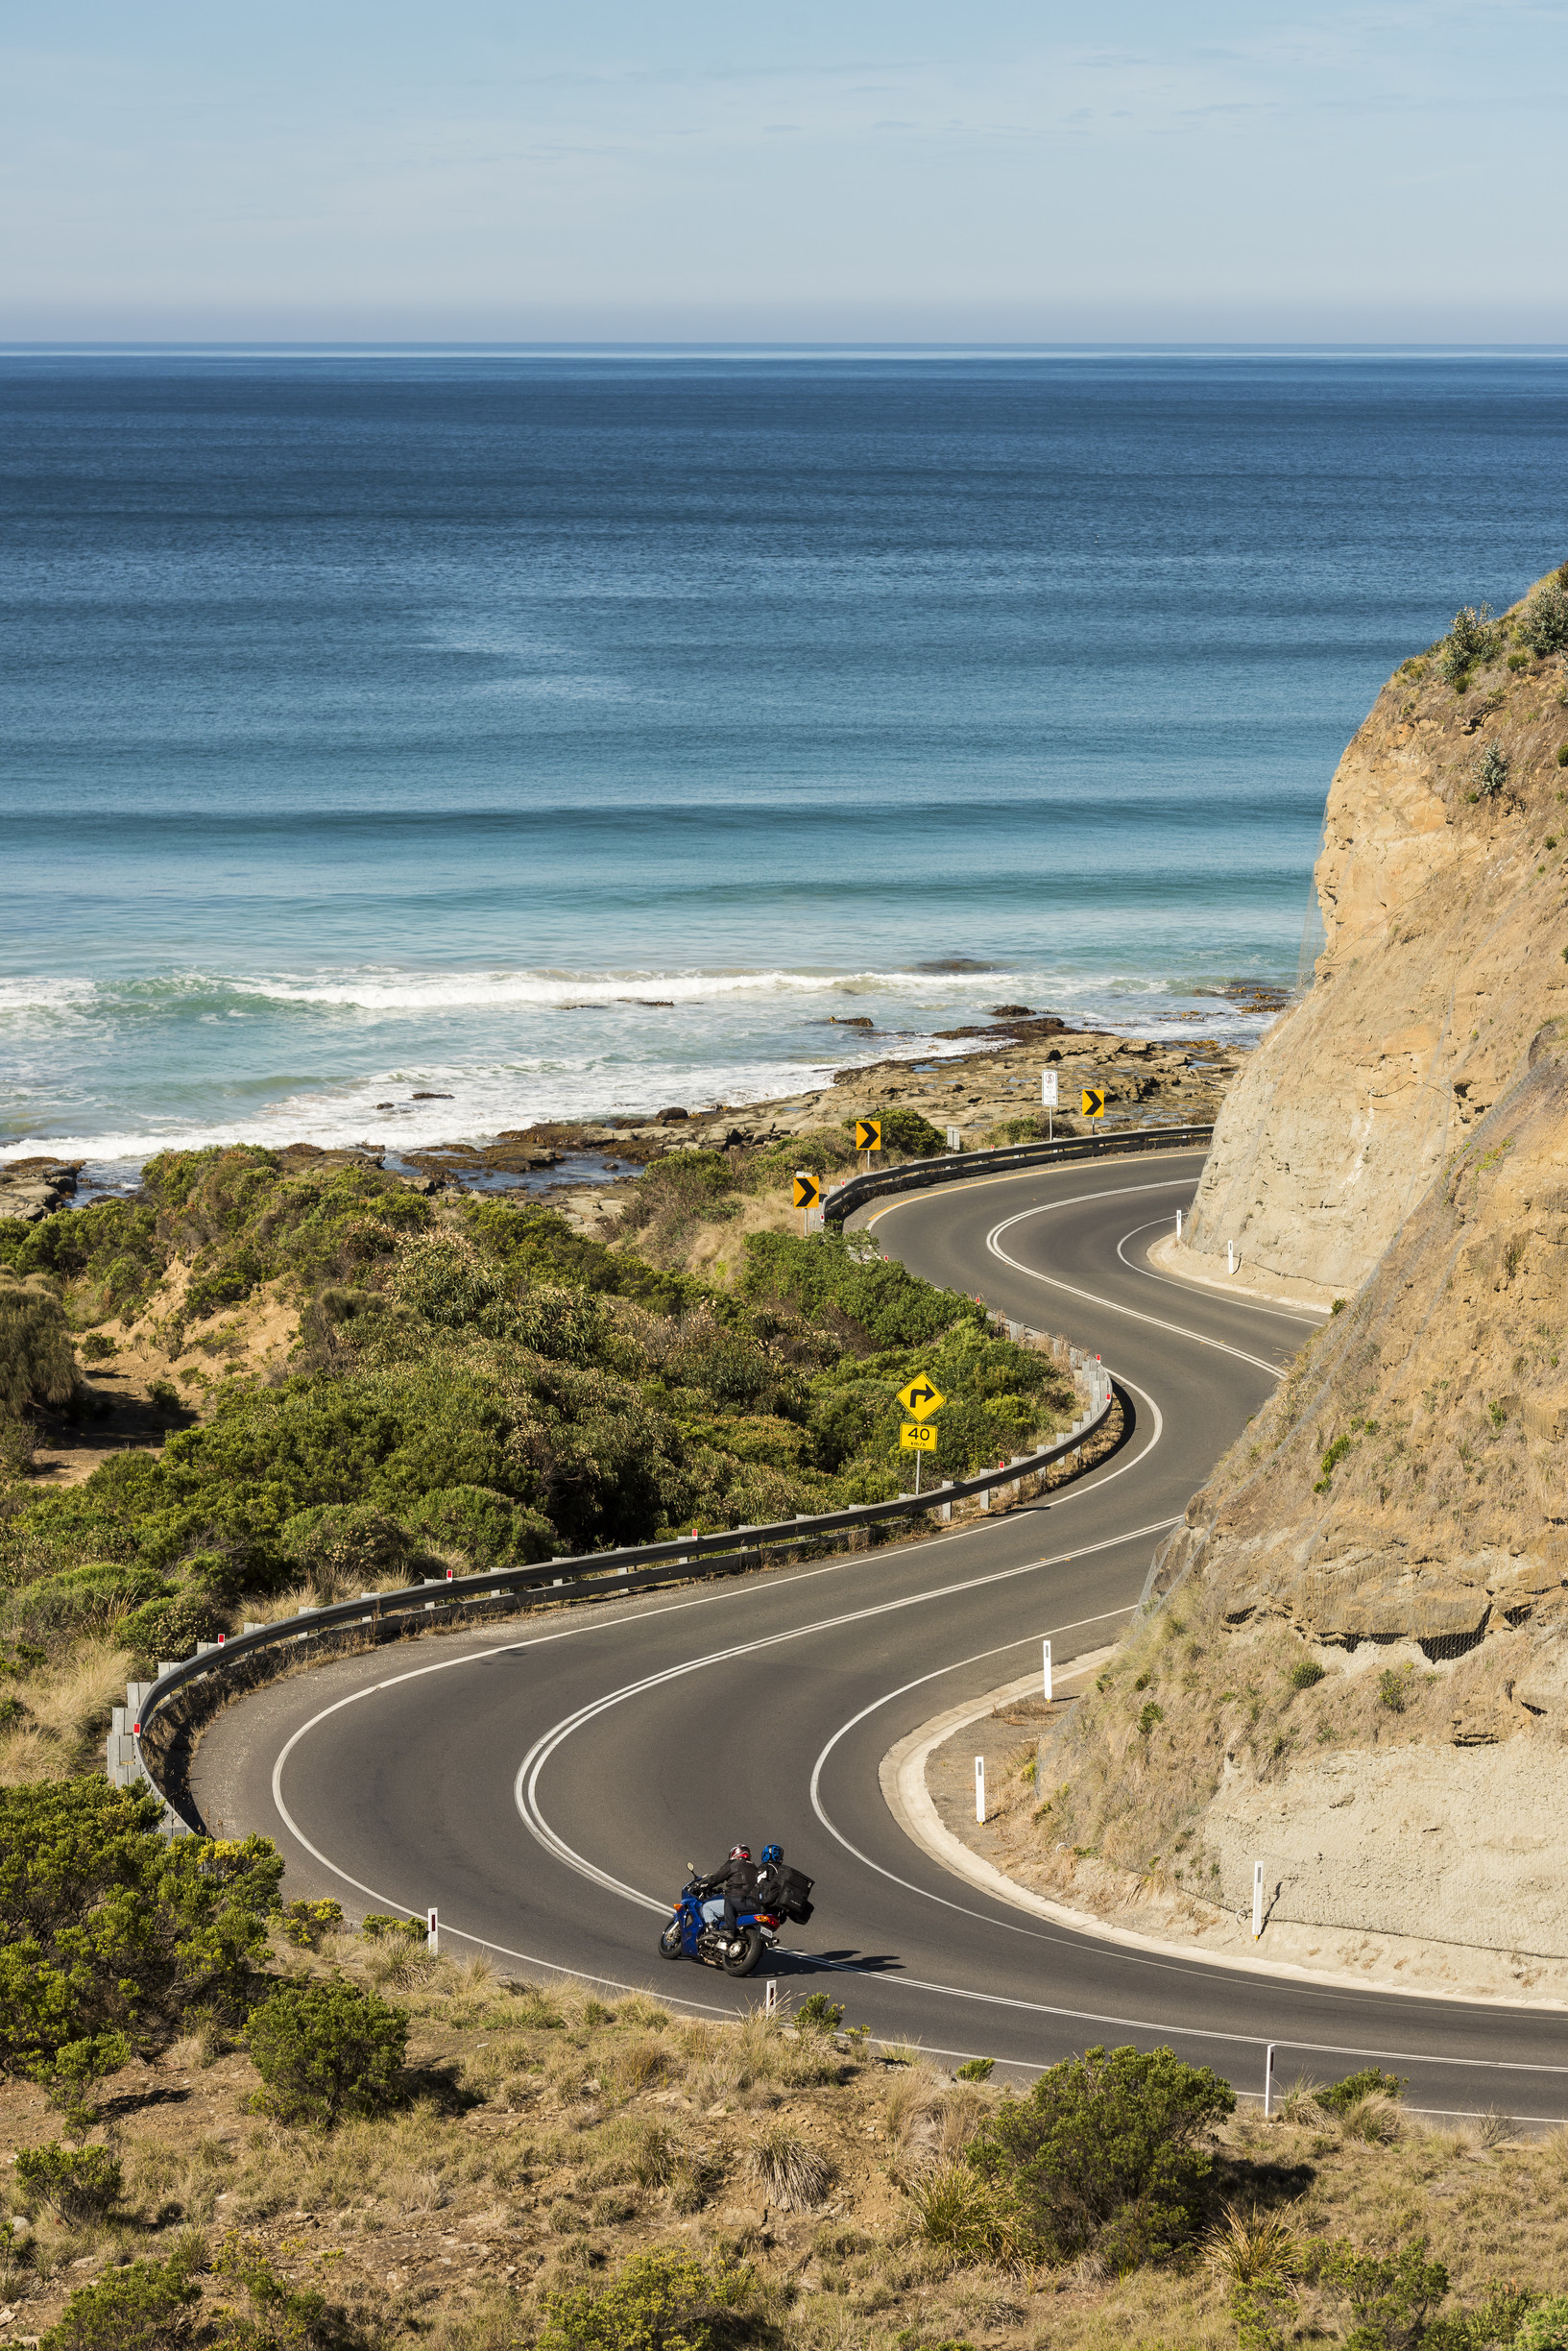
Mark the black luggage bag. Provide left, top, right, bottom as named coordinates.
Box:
left=759, top=1863, right=813, bottom=1925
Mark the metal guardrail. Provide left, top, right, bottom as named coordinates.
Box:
left=115, top=1360, right=1117, bottom=1832
left=822, top=1122, right=1214, bottom=1224
left=110, top=1126, right=1209, bottom=1829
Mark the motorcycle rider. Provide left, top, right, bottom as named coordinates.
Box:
left=754, top=1842, right=786, bottom=1907
left=695, top=1845, right=758, bottom=1946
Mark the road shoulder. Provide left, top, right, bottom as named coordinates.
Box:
left=880, top=1667, right=1568, bottom=2013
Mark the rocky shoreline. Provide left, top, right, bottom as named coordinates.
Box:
left=0, top=984, right=1277, bottom=1230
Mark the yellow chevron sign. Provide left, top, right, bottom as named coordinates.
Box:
left=1081, top=1087, right=1106, bottom=1118
left=855, top=1118, right=881, bottom=1151
left=793, top=1171, right=822, bottom=1209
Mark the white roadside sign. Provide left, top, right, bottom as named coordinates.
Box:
left=1041, top=1069, right=1058, bottom=1107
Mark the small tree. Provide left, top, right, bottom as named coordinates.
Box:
left=965, top=2041, right=1236, bottom=2266
left=246, top=1979, right=407, bottom=2126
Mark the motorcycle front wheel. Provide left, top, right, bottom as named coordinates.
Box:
left=659, top=1918, right=684, bottom=1960
left=720, top=1927, right=763, bottom=1978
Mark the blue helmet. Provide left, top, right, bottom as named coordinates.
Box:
left=760, top=1842, right=783, bottom=1866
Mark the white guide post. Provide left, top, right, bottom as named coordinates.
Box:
left=426, top=1905, right=439, bottom=1954
left=1041, top=1066, right=1057, bottom=1143
left=1175, top=1207, right=1183, bottom=1239
left=1043, top=1638, right=1053, bottom=1704
left=1264, top=2042, right=1276, bottom=2117
left=764, top=1978, right=778, bottom=2019
left=1227, top=1239, right=1236, bottom=1275
left=975, top=1756, right=986, bottom=1824
left=1251, top=1861, right=1264, bottom=1941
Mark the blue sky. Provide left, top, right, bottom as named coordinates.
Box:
left=3, top=0, right=1564, bottom=341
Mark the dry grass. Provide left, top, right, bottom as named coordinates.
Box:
left=0, top=1630, right=131, bottom=1783
left=747, top=2123, right=835, bottom=2212
left=9, top=1923, right=1568, bottom=2351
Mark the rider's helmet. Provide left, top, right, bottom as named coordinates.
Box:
left=760, top=1843, right=783, bottom=1866
left=730, top=1845, right=752, bottom=1862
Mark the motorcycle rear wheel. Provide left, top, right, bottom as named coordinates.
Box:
left=720, top=1926, right=763, bottom=1978
left=659, top=1919, right=684, bottom=1960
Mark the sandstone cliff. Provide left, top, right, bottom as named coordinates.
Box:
left=1187, top=569, right=1568, bottom=1296
left=991, top=568, right=1568, bottom=1993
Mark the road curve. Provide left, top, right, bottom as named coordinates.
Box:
left=192, top=1148, right=1568, bottom=2120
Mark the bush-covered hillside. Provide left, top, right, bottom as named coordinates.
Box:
left=0, top=1146, right=1073, bottom=1742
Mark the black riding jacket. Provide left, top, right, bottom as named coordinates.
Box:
left=698, top=1856, right=759, bottom=1904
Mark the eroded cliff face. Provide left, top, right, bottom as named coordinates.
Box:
left=1188, top=570, right=1568, bottom=1295
left=1002, top=570, right=1568, bottom=1990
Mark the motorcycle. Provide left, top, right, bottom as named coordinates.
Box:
left=659, top=1867, right=782, bottom=1978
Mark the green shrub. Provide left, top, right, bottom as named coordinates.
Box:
left=955, top=2057, right=995, bottom=2082
left=246, top=1979, right=407, bottom=2125
left=359, top=1912, right=425, bottom=1945
left=78, top=1333, right=117, bottom=1363
left=464, top=1199, right=706, bottom=1316
left=1138, top=1701, right=1164, bottom=1736
left=1522, top=583, right=1568, bottom=659
left=1473, top=741, right=1511, bottom=800
left=1323, top=2238, right=1448, bottom=2351
left=15, top=2140, right=122, bottom=2220
left=214, top=2231, right=368, bottom=2349
left=39, top=2242, right=203, bottom=2351
left=36, top=2030, right=132, bottom=2132
left=1315, top=2066, right=1406, bottom=2114
left=538, top=2245, right=762, bottom=2351
left=965, top=2042, right=1235, bottom=2266
left=1557, top=745, right=1568, bottom=768
left=119, top=1591, right=226, bottom=1667
left=6, top=1563, right=172, bottom=1636
left=277, top=1502, right=423, bottom=1589
left=148, top=1378, right=181, bottom=1415
left=0, top=1278, right=80, bottom=1416
left=1287, top=1660, right=1326, bottom=1690
left=794, top=1991, right=846, bottom=2035
left=741, top=1229, right=985, bottom=1351
left=1377, top=1667, right=1408, bottom=1712
left=866, top=1105, right=948, bottom=1158
left=1518, top=2293, right=1568, bottom=2351
left=1508, top=652, right=1532, bottom=672
left=402, top=1482, right=553, bottom=1569
left=278, top=1899, right=344, bottom=1950
left=1439, top=604, right=1501, bottom=688
left=0, top=1779, right=281, bottom=2072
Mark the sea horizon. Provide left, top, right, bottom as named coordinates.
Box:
left=7, top=347, right=1567, bottom=1181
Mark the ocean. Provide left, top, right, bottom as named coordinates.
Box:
left=6, top=348, right=1567, bottom=1178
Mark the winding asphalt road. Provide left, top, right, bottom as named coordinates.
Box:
left=191, top=1148, right=1568, bottom=2120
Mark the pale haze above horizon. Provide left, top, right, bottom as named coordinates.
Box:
left=2, top=0, right=1564, bottom=345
